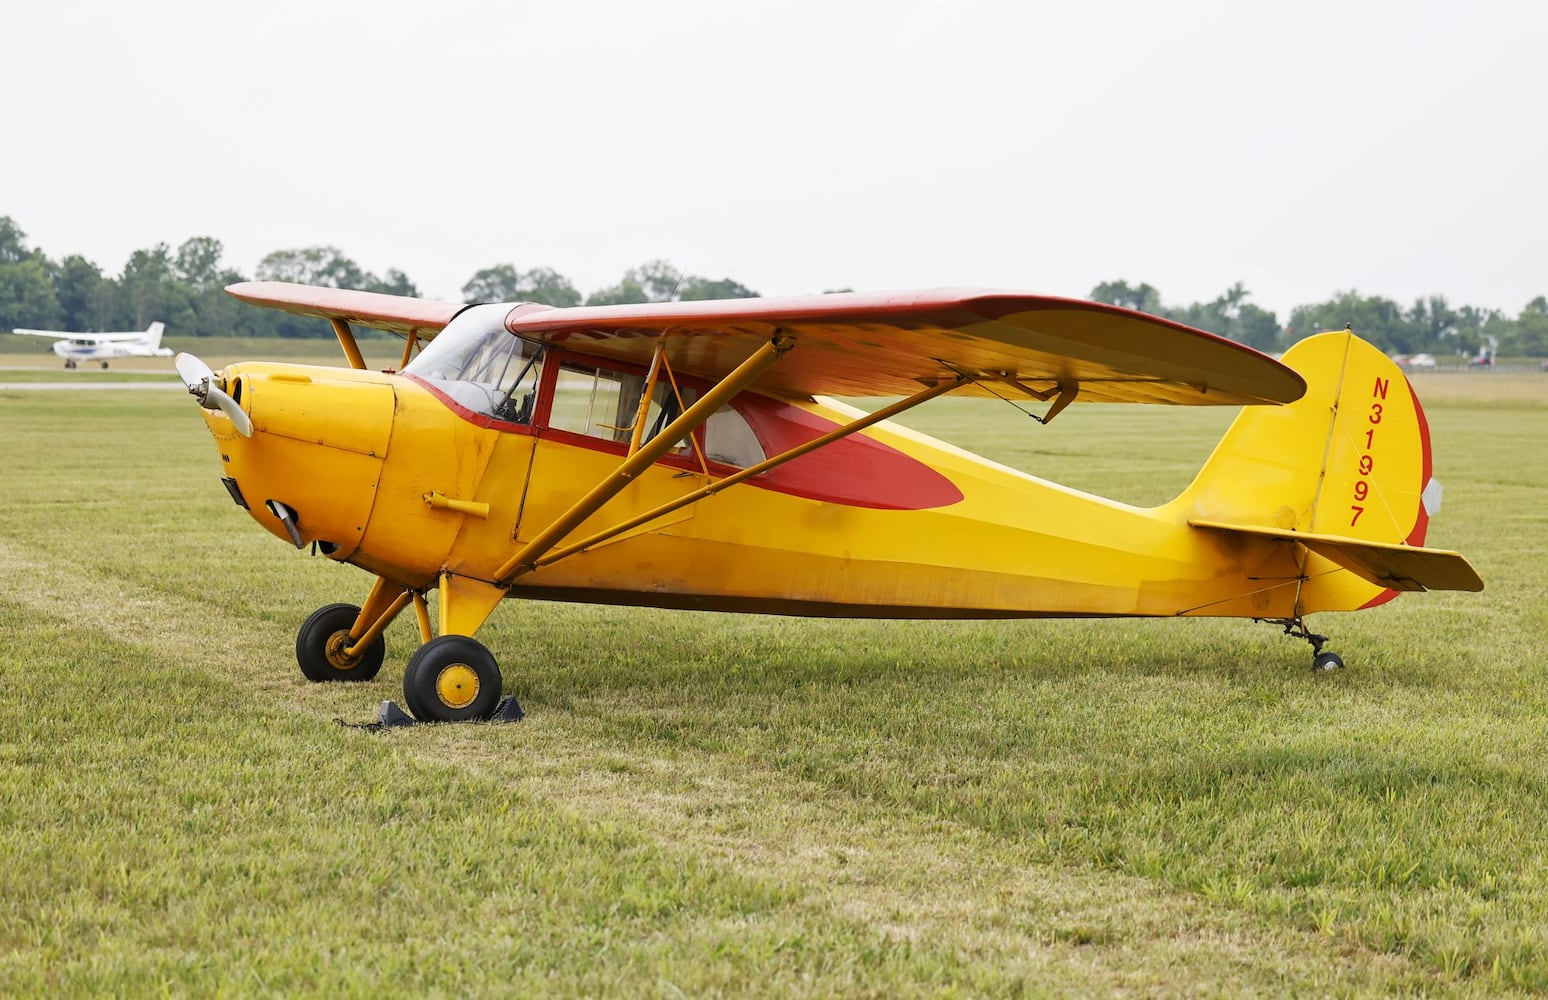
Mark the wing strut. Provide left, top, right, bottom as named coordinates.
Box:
left=534, top=373, right=972, bottom=569
left=330, top=318, right=368, bottom=371
left=398, top=330, right=419, bottom=371
left=494, top=331, right=796, bottom=585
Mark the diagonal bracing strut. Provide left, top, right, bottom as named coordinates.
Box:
left=532, top=373, right=972, bottom=571
left=493, top=331, right=796, bottom=585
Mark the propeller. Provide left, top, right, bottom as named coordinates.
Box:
left=175, top=353, right=253, bottom=437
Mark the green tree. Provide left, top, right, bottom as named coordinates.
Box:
left=369, top=268, right=419, bottom=297
left=631, top=259, right=684, bottom=302
left=462, top=264, right=522, bottom=302
left=1166, top=283, right=1282, bottom=351
left=515, top=267, right=580, bottom=307
left=585, top=276, right=650, bottom=306
left=1287, top=291, right=1411, bottom=353
left=678, top=276, right=758, bottom=301
left=0, top=216, right=33, bottom=265
left=0, top=218, right=60, bottom=330
left=121, top=243, right=195, bottom=330
left=0, top=257, right=60, bottom=330
left=1090, top=279, right=1280, bottom=351
left=175, top=236, right=227, bottom=291
left=462, top=264, right=580, bottom=307
left=254, top=246, right=419, bottom=336
left=587, top=260, right=679, bottom=305
left=1507, top=296, right=1548, bottom=356
left=257, top=246, right=370, bottom=289
left=1404, top=295, right=1459, bottom=355
left=169, top=236, right=250, bottom=336
left=586, top=260, right=757, bottom=306
left=52, top=255, right=115, bottom=330
left=1088, top=279, right=1163, bottom=315
left=1230, top=302, right=1282, bottom=351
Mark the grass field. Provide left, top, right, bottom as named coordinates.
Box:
left=1, top=355, right=1546, bottom=995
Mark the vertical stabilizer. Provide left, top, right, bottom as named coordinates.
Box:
left=1173, top=329, right=1453, bottom=610
left=145, top=322, right=166, bottom=349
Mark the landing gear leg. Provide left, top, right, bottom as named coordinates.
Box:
left=390, top=573, right=522, bottom=724
left=295, top=578, right=411, bottom=682
left=1258, top=616, right=1344, bottom=671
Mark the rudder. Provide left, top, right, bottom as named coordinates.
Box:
left=1173, top=329, right=1458, bottom=610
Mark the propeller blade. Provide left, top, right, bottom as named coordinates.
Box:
left=209, top=385, right=254, bottom=437
left=174, top=351, right=212, bottom=390
left=174, top=352, right=252, bottom=437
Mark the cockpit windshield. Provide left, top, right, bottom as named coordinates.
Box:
left=403, top=303, right=544, bottom=423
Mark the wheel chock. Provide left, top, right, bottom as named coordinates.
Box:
left=490, top=696, right=525, bottom=722
left=377, top=700, right=417, bottom=727
left=370, top=696, right=524, bottom=726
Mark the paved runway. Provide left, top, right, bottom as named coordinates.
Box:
left=0, top=380, right=183, bottom=391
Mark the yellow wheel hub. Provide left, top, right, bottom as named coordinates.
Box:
left=324, top=630, right=360, bottom=670
left=435, top=663, right=480, bottom=709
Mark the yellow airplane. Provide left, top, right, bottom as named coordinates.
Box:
left=175, top=282, right=1483, bottom=723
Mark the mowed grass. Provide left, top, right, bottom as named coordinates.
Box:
left=1, top=371, right=1546, bottom=995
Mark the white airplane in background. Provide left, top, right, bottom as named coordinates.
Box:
left=10, top=322, right=172, bottom=368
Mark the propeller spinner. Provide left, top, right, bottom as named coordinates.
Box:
left=175, top=353, right=253, bottom=437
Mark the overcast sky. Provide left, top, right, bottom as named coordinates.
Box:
left=4, top=0, right=1544, bottom=320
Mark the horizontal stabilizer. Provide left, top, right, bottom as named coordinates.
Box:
left=1189, top=519, right=1483, bottom=593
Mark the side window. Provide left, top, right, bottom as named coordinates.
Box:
left=550, top=364, right=629, bottom=440
left=549, top=361, right=700, bottom=454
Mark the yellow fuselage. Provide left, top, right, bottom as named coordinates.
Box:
left=202, top=358, right=1382, bottom=626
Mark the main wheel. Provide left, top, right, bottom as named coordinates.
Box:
left=295, top=603, right=385, bottom=682
left=403, top=635, right=503, bottom=722
left=100, top=361, right=110, bottom=369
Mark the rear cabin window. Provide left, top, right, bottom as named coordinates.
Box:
left=704, top=407, right=764, bottom=467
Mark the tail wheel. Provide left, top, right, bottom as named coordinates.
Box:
left=296, top=603, right=385, bottom=682
left=403, top=635, right=503, bottom=722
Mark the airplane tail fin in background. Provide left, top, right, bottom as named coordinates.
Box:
left=1174, top=329, right=1481, bottom=608
left=145, top=322, right=166, bottom=349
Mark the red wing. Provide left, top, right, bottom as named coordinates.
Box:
left=226, top=282, right=469, bottom=340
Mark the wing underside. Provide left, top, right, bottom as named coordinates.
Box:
left=504, top=291, right=1306, bottom=405
left=225, top=282, right=1305, bottom=407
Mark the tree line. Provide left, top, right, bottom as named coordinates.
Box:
left=0, top=217, right=757, bottom=342
left=1088, top=279, right=1547, bottom=359
left=2, top=216, right=1544, bottom=357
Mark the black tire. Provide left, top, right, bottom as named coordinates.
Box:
left=1312, top=651, right=1345, bottom=672
left=402, top=635, right=503, bottom=722
left=295, top=603, right=385, bottom=682
left=100, top=361, right=110, bottom=369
